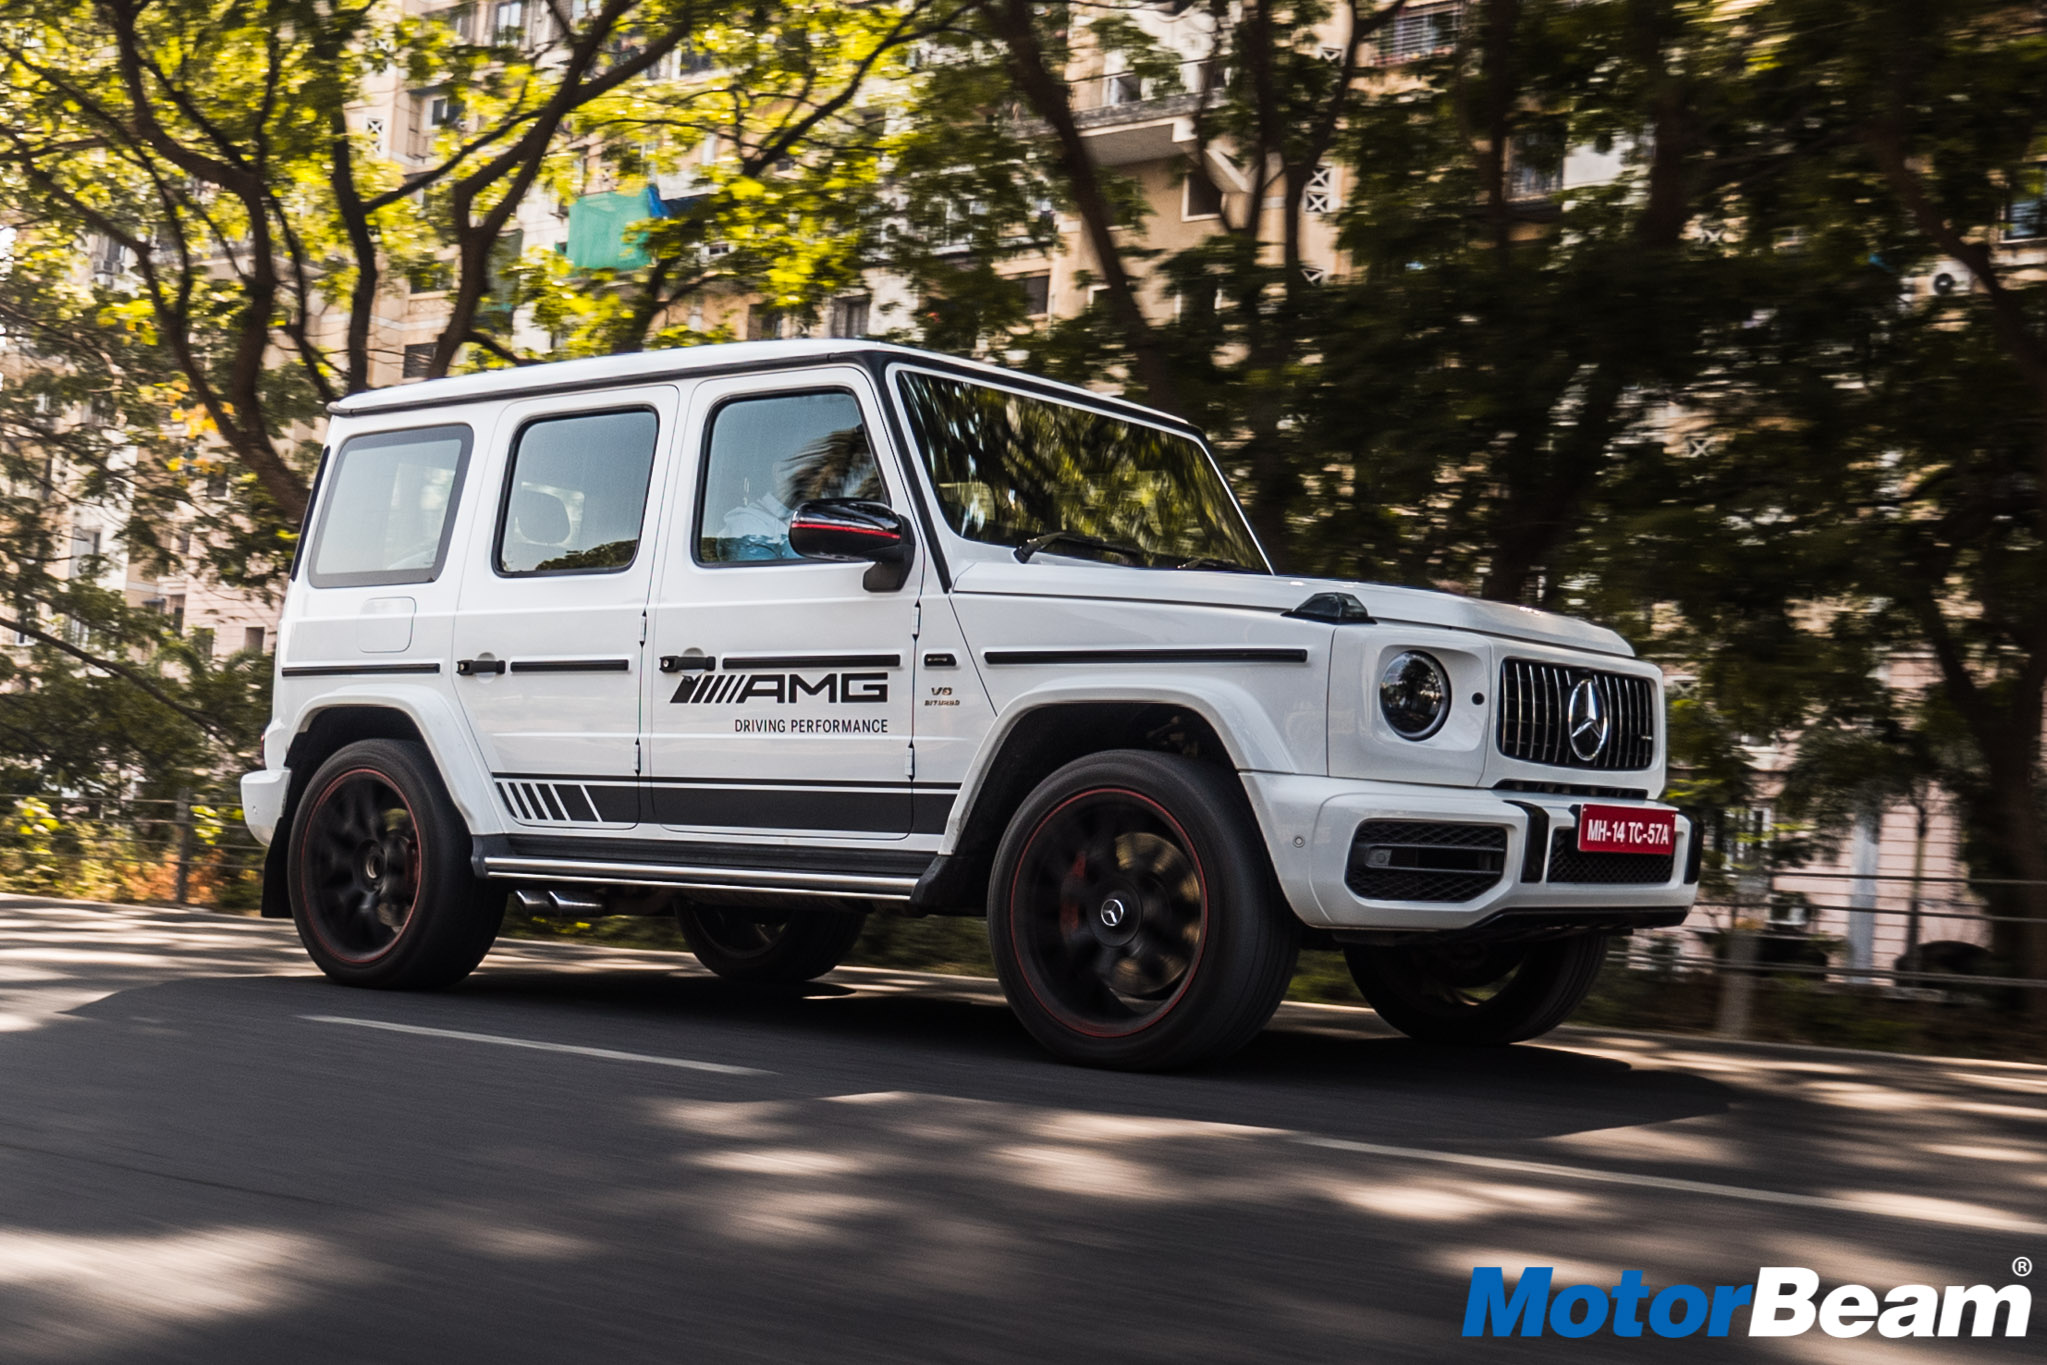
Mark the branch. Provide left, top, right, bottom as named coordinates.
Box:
left=0, top=616, right=228, bottom=738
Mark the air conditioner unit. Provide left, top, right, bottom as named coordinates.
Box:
left=1904, top=258, right=1972, bottom=300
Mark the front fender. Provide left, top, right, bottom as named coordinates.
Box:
left=940, top=673, right=1324, bottom=854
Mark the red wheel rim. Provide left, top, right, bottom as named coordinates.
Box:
left=1007, top=787, right=1209, bottom=1039
left=298, top=768, right=423, bottom=965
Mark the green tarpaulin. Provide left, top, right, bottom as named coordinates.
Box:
left=565, top=190, right=652, bottom=270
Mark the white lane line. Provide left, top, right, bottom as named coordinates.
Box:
left=1296, top=1135, right=2047, bottom=1236
left=301, top=1015, right=772, bottom=1077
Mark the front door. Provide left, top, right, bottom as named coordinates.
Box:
left=450, top=386, right=677, bottom=830
left=644, top=368, right=919, bottom=838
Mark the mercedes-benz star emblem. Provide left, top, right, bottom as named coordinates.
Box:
left=1099, top=897, right=1128, bottom=929
left=1567, top=678, right=1611, bottom=761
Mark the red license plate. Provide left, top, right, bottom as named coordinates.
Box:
left=1577, top=805, right=1677, bottom=855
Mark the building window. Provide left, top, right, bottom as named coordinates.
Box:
left=428, top=95, right=462, bottom=129
left=403, top=343, right=437, bottom=378
left=1017, top=273, right=1051, bottom=317
left=829, top=295, right=871, bottom=337
left=2006, top=166, right=2046, bottom=241
left=1303, top=164, right=1335, bottom=215
left=1103, top=71, right=1144, bottom=106
left=68, top=526, right=102, bottom=579
left=496, top=409, right=660, bottom=575
left=1184, top=166, right=1224, bottom=220
left=491, top=0, right=525, bottom=39
left=1376, top=1, right=1462, bottom=64
left=1507, top=158, right=1561, bottom=201
left=243, top=625, right=266, bottom=654
left=696, top=391, right=881, bottom=565
left=363, top=116, right=387, bottom=158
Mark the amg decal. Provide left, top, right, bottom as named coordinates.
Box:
left=670, top=670, right=890, bottom=705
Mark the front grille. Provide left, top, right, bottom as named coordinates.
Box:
left=1546, top=829, right=1674, bottom=885
left=1348, top=821, right=1507, bottom=902
left=1497, top=660, right=1657, bottom=771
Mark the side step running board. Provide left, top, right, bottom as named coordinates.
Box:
left=479, top=854, right=920, bottom=901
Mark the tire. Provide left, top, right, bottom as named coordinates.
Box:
left=987, top=750, right=1300, bottom=1070
left=677, top=904, right=867, bottom=983
left=1344, top=934, right=1610, bottom=1045
left=286, top=739, right=504, bottom=989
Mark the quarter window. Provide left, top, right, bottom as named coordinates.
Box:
left=497, top=408, right=660, bottom=575
left=696, top=391, right=882, bottom=564
left=307, top=424, right=471, bottom=587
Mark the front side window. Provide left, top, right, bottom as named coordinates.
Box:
left=497, top=408, right=660, bottom=575
left=894, top=371, right=1267, bottom=572
left=696, top=390, right=883, bottom=564
left=307, top=424, right=471, bottom=587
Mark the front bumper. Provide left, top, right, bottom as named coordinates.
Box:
left=1241, top=773, right=1697, bottom=934
left=240, top=767, right=290, bottom=847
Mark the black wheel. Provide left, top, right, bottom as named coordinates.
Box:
left=987, top=750, right=1299, bottom=1070
left=1344, top=934, right=1610, bottom=1044
left=287, top=739, right=503, bottom=989
left=677, top=904, right=867, bottom=983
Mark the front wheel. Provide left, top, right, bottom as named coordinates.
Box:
left=676, top=904, right=867, bottom=983
left=287, top=739, right=503, bottom=989
left=987, top=751, right=1299, bottom=1070
left=1343, top=934, right=1610, bottom=1045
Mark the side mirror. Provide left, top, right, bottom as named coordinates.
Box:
left=789, top=498, right=914, bottom=592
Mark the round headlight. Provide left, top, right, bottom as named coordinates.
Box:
left=1379, top=651, right=1450, bottom=740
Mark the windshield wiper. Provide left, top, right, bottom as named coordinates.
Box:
left=1176, top=555, right=1262, bottom=573
left=1014, top=531, right=1155, bottom=565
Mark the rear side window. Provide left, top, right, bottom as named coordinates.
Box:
left=696, top=390, right=881, bottom=565
left=307, top=425, right=471, bottom=587
left=497, top=409, right=660, bottom=575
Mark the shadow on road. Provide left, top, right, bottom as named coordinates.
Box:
left=63, top=962, right=1738, bottom=1145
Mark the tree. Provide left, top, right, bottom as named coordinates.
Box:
left=1663, top=0, right=2047, bottom=984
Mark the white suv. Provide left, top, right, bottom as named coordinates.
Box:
left=242, top=340, right=1696, bottom=1068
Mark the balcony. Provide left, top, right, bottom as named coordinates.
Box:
left=1060, top=59, right=1213, bottom=166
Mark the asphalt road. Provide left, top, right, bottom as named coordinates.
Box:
left=0, top=895, right=2041, bottom=1363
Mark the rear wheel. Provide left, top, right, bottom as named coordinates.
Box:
left=987, top=750, right=1299, bottom=1070
left=677, top=904, right=867, bottom=983
left=287, top=739, right=503, bottom=989
left=1344, top=934, right=1610, bottom=1044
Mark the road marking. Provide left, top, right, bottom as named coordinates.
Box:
left=1296, top=1135, right=2047, bottom=1236
left=300, top=1015, right=771, bottom=1077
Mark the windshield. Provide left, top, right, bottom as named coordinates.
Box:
left=894, top=371, right=1268, bottom=571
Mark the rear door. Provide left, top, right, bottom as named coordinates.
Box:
left=642, top=367, right=920, bottom=838
left=449, top=386, right=678, bottom=830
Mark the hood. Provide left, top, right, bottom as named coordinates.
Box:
left=948, top=560, right=1635, bottom=658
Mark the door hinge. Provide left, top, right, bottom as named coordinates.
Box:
left=639, top=610, right=648, bottom=645
left=912, top=601, right=922, bottom=639
left=635, top=739, right=643, bottom=775
left=905, top=747, right=916, bottom=780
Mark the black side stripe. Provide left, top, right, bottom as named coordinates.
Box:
left=719, top=653, right=902, bottom=670
left=280, top=661, right=442, bottom=678
left=982, top=647, right=1309, bottom=666
left=510, top=658, right=632, bottom=674
left=493, top=772, right=956, bottom=792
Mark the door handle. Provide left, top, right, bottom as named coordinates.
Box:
left=456, top=658, right=507, bottom=676
left=659, top=655, right=715, bottom=673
